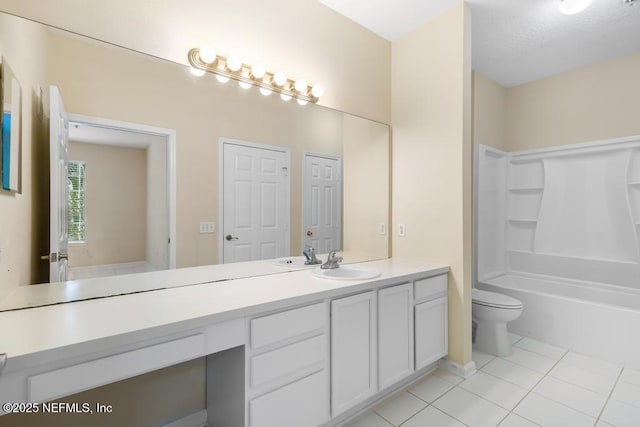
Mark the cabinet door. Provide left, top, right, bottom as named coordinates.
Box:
left=378, top=283, right=414, bottom=390
left=331, top=291, right=376, bottom=416
left=249, top=370, right=328, bottom=427
left=415, top=297, right=448, bottom=370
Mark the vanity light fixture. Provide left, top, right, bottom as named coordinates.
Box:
left=188, top=47, right=323, bottom=104
left=558, top=0, right=592, bottom=15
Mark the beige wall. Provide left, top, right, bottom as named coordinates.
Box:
left=343, top=114, right=390, bottom=260
left=0, top=0, right=391, bottom=124
left=0, top=358, right=205, bottom=427
left=68, top=142, right=147, bottom=267
left=473, top=71, right=507, bottom=151
left=505, top=52, right=640, bottom=151
left=392, top=3, right=473, bottom=367
left=473, top=52, right=640, bottom=153
left=0, top=14, right=48, bottom=294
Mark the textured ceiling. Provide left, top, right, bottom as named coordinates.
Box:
left=318, top=0, right=640, bottom=87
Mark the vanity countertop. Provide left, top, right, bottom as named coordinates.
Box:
left=0, top=257, right=448, bottom=373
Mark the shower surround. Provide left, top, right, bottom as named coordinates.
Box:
left=475, top=136, right=640, bottom=368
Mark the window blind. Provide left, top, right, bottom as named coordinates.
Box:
left=68, top=160, right=86, bottom=243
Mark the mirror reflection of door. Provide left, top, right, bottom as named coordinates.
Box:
left=49, top=92, right=174, bottom=281
left=48, top=86, right=70, bottom=282
left=303, top=153, right=342, bottom=253
left=221, top=140, right=290, bottom=263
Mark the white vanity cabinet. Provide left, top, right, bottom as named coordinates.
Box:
left=246, top=302, right=330, bottom=427
left=330, top=291, right=377, bottom=416
left=414, top=274, right=449, bottom=370
left=330, top=281, right=417, bottom=417
left=378, top=283, right=414, bottom=390
left=0, top=258, right=450, bottom=427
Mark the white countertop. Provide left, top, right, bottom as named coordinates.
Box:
left=0, top=258, right=447, bottom=373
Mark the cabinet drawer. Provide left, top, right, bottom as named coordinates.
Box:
left=28, top=334, right=205, bottom=402
left=251, top=303, right=325, bottom=349
left=414, top=274, right=447, bottom=302
left=249, top=370, right=328, bottom=427
left=250, top=334, right=326, bottom=388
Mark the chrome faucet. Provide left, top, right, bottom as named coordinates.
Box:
left=303, top=246, right=322, bottom=265
left=321, top=250, right=343, bottom=269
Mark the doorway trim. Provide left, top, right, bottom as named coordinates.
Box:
left=218, top=137, right=291, bottom=263
left=66, top=113, right=177, bottom=269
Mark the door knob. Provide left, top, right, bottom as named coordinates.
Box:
left=306, top=230, right=313, bottom=237
left=226, top=234, right=239, bottom=241
left=40, top=253, right=68, bottom=262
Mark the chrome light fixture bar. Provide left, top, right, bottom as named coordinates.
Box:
left=188, top=48, right=324, bottom=104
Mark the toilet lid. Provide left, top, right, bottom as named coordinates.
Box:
left=472, top=288, right=523, bottom=309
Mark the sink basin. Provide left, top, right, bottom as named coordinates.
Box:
left=272, top=257, right=318, bottom=269
left=311, top=267, right=380, bottom=281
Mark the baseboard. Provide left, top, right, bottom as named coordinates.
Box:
left=162, top=409, right=207, bottom=427
left=438, top=358, right=477, bottom=378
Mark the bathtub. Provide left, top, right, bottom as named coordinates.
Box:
left=478, top=273, right=640, bottom=370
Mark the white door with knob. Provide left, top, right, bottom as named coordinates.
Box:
left=221, top=140, right=290, bottom=263
left=48, top=86, right=70, bottom=282
left=302, top=154, right=341, bottom=253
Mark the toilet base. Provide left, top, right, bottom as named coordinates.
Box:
left=473, top=319, right=512, bottom=357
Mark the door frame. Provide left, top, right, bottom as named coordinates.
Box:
left=301, top=151, right=343, bottom=252
left=66, top=113, right=177, bottom=269
left=219, top=137, right=291, bottom=263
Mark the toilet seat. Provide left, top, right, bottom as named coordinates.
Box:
left=472, top=288, right=523, bottom=309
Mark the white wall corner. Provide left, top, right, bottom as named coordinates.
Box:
left=162, top=409, right=207, bottom=427
left=438, top=357, right=477, bottom=379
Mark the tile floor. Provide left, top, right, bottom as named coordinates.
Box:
left=348, top=334, right=640, bottom=427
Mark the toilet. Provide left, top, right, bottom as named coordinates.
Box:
left=472, top=288, right=523, bottom=356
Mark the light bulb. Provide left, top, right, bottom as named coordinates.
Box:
left=190, top=67, right=205, bottom=77
left=251, top=63, right=266, bottom=79
left=297, top=99, right=308, bottom=106
left=558, top=0, right=592, bottom=14
left=273, top=71, right=287, bottom=87
left=199, top=46, right=216, bottom=64
left=227, top=56, right=242, bottom=72
left=239, top=71, right=251, bottom=89
left=260, top=87, right=272, bottom=96
left=280, top=94, right=292, bottom=101
left=294, top=78, right=308, bottom=93
left=311, top=84, right=324, bottom=98
left=216, top=74, right=230, bottom=83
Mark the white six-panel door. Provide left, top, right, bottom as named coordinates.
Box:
left=303, top=154, right=341, bottom=253
left=222, top=140, right=290, bottom=263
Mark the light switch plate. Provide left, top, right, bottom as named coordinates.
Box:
left=379, top=223, right=386, bottom=235
left=199, top=222, right=215, bottom=234
left=398, top=223, right=406, bottom=237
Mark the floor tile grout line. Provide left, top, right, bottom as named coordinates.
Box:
left=478, top=359, right=545, bottom=390
left=498, top=346, right=569, bottom=427
left=508, top=346, right=618, bottom=424
left=394, top=403, right=472, bottom=427
left=498, top=347, right=563, bottom=375
left=513, top=339, right=570, bottom=361
left=595, top=366, right=624, bottom=424
left=373, top=409, right=397, bottom=427
left=455, top=377, right=527, bottom=412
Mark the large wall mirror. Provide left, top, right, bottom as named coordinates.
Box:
left=0, top=11, right=390, bottom=309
